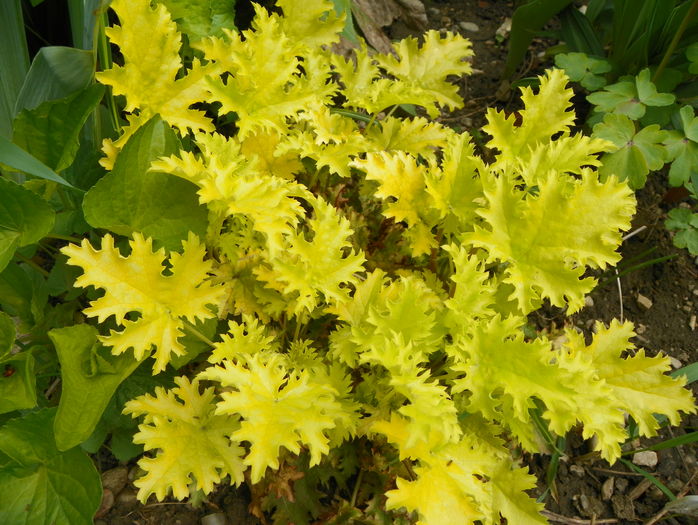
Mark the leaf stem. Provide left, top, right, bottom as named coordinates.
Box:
left=183, top=321, right=216, bottom=348
left=653, top=0, right=698, bottom=84
left=14, top=253, right=49, bottom=276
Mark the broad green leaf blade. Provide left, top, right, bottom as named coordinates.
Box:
left=0, top=178, right=55, bottom=273
left=504, top=0, right=575, bottom=78
left=0, top=0, right=29, bottom=139
left=0, top=263, right=48, bottom=327
left=0, top=311, right=14, bottom=357
left=0, top=136, right=77, bottom=188
left=49, top=324, right=143, bottom=451
left=673, top=362, right=698, bottom=384
left=0, top=408, right=101, bottom=525
left=12, top=84, right=105, bottom=173
left=156, top=0, right=237, bottom=41
left=0, top=351, right=36, bottom=414
left=13, top=47, right=94, bottom=115
left=82, top=116, right=208, bottom=250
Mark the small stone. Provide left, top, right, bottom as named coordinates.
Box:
left=615, top=477, right=629, bottom=493
left=101, top=466, right=128, bottom=496
left=115, top=488, right=139, bottom=510
left=636, top=293, right=653, bottom=310
left=670, top=357, right=683, bottom=369
left=636, top=323, right=647, bottom=334
left=693, top=288, right=698, bottom=296
left=683, top=305, right=692, bottom=312
left=496, top=18, right=512, bottom=39
left=428, top=7, right=440, bottom=17
left=690, top=315, right=696, bottom=331
left=602, top=477, right=614, bottom=500
left=459, top=21, right=480, bottom=32
left=584, top=296, right=594, bottom=308
left=441, top=16, right=452, bottom=26
left=202, top=513, right=228, bottom=525
left=632, top=450, right=658, bottom=468
left=569, top=464, right=585, bottom=477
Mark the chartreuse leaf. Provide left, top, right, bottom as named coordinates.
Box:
left=61, top=232, right=226, bottom=373
left=688, top=42, right=698, bottom=74
left=466, top=170, right=634, bottom=314
left=554, top=52, right=611, bottom=91
left=152, top=131, right=306, bottom=254
left=663, top=106, right=698, bottom=187
left=563, top=321, right=696, bottom=440
left=123, top=376, right=245, bottom=502
left=198, top=7, right=337, bottom=139
left=382, top=417, right=545, bottom=524
left=0, top=177, right=55, bottom=273
left=12, top=84, right=104, bottom=173
left=484, top=69, right=576, bottom=170
left=277, top=0, right=344, bottom=50
left=83, top=116, right=208, bottom=251
left=49, top=324, right=144, bottom=451
left=0, top=408, right=101, bottom=525
left=352, top=151, right=439, bottom=256
left=156, top=0, right=236, bottom=42
left=587, top=69, right=675, bottom=120
left=255, top=196, right=366, bottom=315
left=593, top=113, right=668, bottom=189
left=200, top=353, right=356, bottom=483
left=0, top=351, right=36, bottom=414
left=96, top=0, right=214, bottom=164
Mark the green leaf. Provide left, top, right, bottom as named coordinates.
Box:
left=687, top=42, right=698, bottom=75
left=331, top=0, right=360, bottom=45
left=156, top=0, right=236, bottom=41
left=49, top=324, right=144, bottom=451
left=0, top=263, right=48, bottom=327
left=0, top=178, right=55, bottom=273
left=83, top=116, right=208, bottom=251
left=0, top=408, right=101, bottom=525
left=504, top=0, right=575, bottom=78
left=12, top=84, right=104, bottom=173
left=0, top=311, right=14, bottom=357
left=0, top=0, right=29, bottom=139
left=13, top=47, right=94, bottom=115
left=67, top=0, right=104, bottom=50
left=0, top=351, right=36, bottom=414
left=0, top=136, right=77, bottom=188
left=665, top=207, right=698, bottom=255
left=673, top=362, right=698, bottom=384
left=587, top=69, right=675, bottom=120
left=554, top=53, right=611, bottom=91
left=593, top=113, right=668, bottom=189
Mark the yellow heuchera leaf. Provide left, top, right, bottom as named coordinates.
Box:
left=375, top=30, right=473, bottom=117
left=466, top=169, right=635, bottom=313
left=97, top=0, right=214, bottom=154
left=208, top=315, right=278, bottom=364
left=152, top=132, right=309, bottom=254
left=451, top=316, right=627, bottom=455
left=256, top=197, right=366, bottom=314
left=277, top=0, right=344, bottom=50
left=198, top=8, right=336, bottom=138
left=383, top=425, right=545, bottom=525
left=123, top=376, right=245, bottom=502
left=484, top=68, right=575, bottom=167
left=563, top=320, right=696, bottom=443
left=365, top=116, right=454, bottom=162
left=62, top=233, right=225, bottom=373
left=199, top=353, right=357, bottom=482
left=241, top=130, right=303, bottom=179
left=352, top=151, right=439, bottom=256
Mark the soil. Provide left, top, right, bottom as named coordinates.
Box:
left=98, top=1, right=698, bottom=524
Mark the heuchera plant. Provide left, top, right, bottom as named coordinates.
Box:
left=52, top=0, right=695, bottom=522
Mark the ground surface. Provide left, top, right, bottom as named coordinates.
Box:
left=98, top=1, right=697, bottom=523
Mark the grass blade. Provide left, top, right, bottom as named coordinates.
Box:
left=618, top=457, right=676, bottom=501
left=0, top=0, right=30, bottom=139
